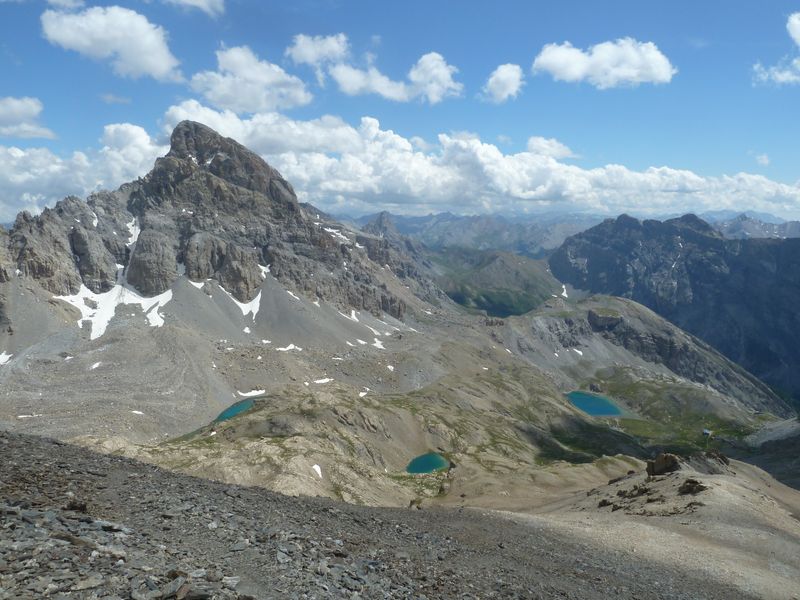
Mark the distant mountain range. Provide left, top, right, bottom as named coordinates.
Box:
left=352, top=211, right=603, bottom=258
left=700, top=209, right=788, bottom=224
left=713, top=213, right=800, bottom=240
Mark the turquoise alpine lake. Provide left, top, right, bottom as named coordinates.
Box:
left=406, top=452, right=450, bottom=474
left=566, top=391, right=622, bottom=417
left=215, top=399, right=255, bottom=422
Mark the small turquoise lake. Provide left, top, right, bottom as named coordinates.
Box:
left=567, top=391, right=622, bottom=417
left=406, top=452, right=449, bottom=474
left=215, top=399, right=255, bottom=422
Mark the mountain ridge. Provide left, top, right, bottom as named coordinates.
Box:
left=550, top=213, right=800, bottom=402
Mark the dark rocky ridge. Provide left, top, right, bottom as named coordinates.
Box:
left=549, top=214, right=800, bottom=401
left=1, top=121, right=423, bottom=324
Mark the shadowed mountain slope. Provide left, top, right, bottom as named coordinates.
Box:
left=550, top=214, right=800, bottom=402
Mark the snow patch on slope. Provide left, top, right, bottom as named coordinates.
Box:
left=126, top=218, right=140, bottom=247
left=219, top=285, right=261, bottom=320
left=276, top=343, right=302, bottom=352
left=54, top=267, right=172, bottom=340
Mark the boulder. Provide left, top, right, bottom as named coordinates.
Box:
left=678, top=478, right=708, bottom=495
left=646, top=452, right=681, bottom=477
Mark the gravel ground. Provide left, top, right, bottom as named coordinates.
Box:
left=0, top=431, right=754, bottom=599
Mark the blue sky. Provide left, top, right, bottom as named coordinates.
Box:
left=1, top=0, right=799, bottom=221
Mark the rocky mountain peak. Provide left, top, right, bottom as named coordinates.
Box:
left=665, top=213, right=720, bottom=236
left=613, top=213, right=642, bottom=230
left=150, top=120, right=298, bottom=205
left=362, top=211, right=400, bottom=240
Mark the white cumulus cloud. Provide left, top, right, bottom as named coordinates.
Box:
left=0, top=123, right=165, bottom=221
left=328, top=63, right=410, bottom=101
left=163, top=0, right=224, bottom=17
left=97, top=123, right=168, bottom=185
left=41, top=6, right=182, bottom=81
left=755, top=153, right=770, bottom=167
left=407, top=52, right=463, bottom=104
left=0, top=146, right=91, bottom=220
left=482, top=63, right=524, bottom=103
left=527, top=136, right=574, bottom=159
left=533, top=37, right=677, bottom=89
left=4, top=103, right=800, bottom=224
left=164, top=99, right=363, bottom=154
left=789, top=12, right=800, bottom=46
left=158, top=101, right=800, bottom=219
left=0, top=96, right=55, bottom=139
left=191, top=46, right=312, bottom=113
left=285, top=33, right=349, bottom=84
left=753, top=13, right=800, bottom=85
left=329, top=51, right=462, bottom=104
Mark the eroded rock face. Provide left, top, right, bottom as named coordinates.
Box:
left=11, top=207, right=83, bottom=296
left=184, top=232, right=227, bottom=282
left=0, top=229, right=13, bottom=285
left=216, top=245, right=262, bottom=303
left=69, top=227, right=118, bottom=293
left=126, top=230, right=177, bottom=296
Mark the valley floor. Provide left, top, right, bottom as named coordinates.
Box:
left=1, top=431, right=792, bottom=599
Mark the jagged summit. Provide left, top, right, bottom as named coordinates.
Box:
left=664, top=213, right=720, bottom=236
left=362, top=211, right=401, bottom=240
left=161, top=120, right=296, bottom=202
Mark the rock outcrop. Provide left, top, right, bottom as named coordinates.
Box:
left=126, top=230, right=177, bottom=296
left=646, top=452, right=680, bottom=476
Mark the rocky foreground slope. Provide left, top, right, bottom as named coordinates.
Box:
left=0, top=430, right=779, bottom=600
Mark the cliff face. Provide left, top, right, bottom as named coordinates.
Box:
left=550, top=214, right=800, bottom=400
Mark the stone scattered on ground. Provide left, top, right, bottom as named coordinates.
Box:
left=0, top=431, right=752, bottom=599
